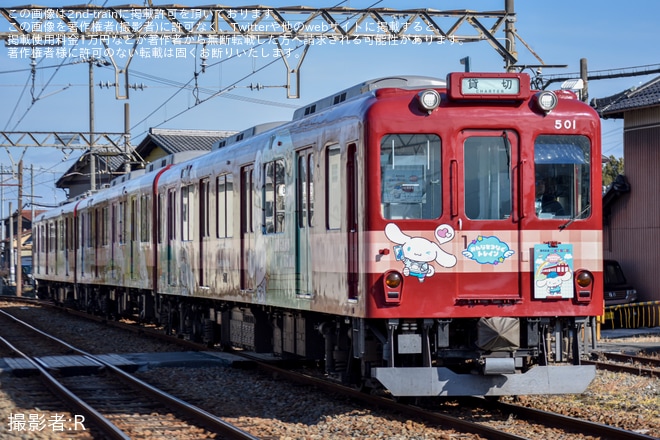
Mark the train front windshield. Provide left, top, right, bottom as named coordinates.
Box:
left=534, top=135, right=591, bottom=220
left=380, top=134, right=442, bottom=220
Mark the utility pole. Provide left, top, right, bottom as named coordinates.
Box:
left=8, top=201, right=13, bottom=292
left=16, top=160, right=22, bottom=297
left=0, top=166, right=23, bottom=295
left=580, top=58, right=589, bottom=103
left=505, top=0, right=517, bottom=72
left=124, top=103, right=131, bottom=174
left=89, top=60, right=96, bottom=192
left=0, top=176, right=3, bottom=276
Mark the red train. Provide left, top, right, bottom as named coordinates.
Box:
left=33, top=71, right=603, bottom=396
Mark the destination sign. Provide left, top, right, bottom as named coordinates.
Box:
left=447, top=72, right=531, bottom=100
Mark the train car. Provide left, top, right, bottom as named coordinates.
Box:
left=33, top=71, right=603, bottom=397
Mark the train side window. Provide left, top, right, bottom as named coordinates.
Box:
left=58, top=219, right=64, bottom=251
left=181, top=184, right=194, bottom=241
left=69, top=217, right=74, bottom=250
left=241, top=167, right=254, bottom=234
left=534, top=135, right=591, bottom=220
left=327, top=145, right=341, bottom=230
left=308, top=153, right=314, bottom=226
left=157, top=194, right=163, bottom=243
left=140, top=195, right=150, bottom=242
left=216, top=174, right=234, bottom=238
left=464, top=135, right=512, bottom=220
left=297, top=151, right=315, bottom=229
left=264, top=159, right=285, bottom=234
left=80, top=214, right=86, bottom=249
left=101, top=207, right=109, bottom=246
left=118, top=201, right=125, bottom=244
left=380, top=134, right=441, bottom=220
left=95, top=208, right=101, bottom=248
left=200, top=179, right=210, bottom=238
left=91, top=209, right=96, bottom=247
left=111, top=204, right=117, bottom=245
left=167, top=189, right=176, bottom=241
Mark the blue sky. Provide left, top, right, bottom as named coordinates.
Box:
left=0, top=0, right=657, bottom=210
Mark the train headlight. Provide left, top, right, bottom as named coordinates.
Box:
left=535, top=91, right=558, bottom=113
left=573, top=269, right=594, bottom=303
left=383, top=270, right=403, bottom=304
left=418, top=89, right=441, bottom=114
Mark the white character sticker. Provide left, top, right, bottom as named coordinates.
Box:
left=385, top=223, right=457, bottom=282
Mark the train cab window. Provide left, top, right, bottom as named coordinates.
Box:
left=534, top=135, right=591, bottom=220
left=380, top=134, right=441, bottom=219
left=464, top=135, right=512, bottom=220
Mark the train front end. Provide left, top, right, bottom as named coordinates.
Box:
left=361, top=72, right=602, bottom=396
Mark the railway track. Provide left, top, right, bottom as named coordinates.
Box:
left=246, top=357, right=659, bottom=440
left=473, top=398, right=657, bottom=440
left=585, top=351, right=660, bottom=377
left=0, top=308, right=257, bottom=440
left=3, top=298, right=659, bottom=438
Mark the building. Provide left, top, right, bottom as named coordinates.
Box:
left=592, top=75, right=660, bottom=302
left=0, top=209, right=45, bottom=278
left=56, top=128, right=236, bottom=199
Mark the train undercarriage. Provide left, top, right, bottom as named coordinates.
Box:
left=39, top=281, right=596, bottom=396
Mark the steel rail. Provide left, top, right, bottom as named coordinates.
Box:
left=0, top=308, right=259, bottom=440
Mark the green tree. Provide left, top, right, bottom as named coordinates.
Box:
left=602, top=155, right=624, bottom=188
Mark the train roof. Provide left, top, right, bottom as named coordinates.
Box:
left=214, top=76, right=446, bottom=150
left=213, top=121, right=287, bottom=150
left=292, top=75, right=446, bottom=121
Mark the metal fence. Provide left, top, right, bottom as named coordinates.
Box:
left=603, top=301, right=660, bottom=329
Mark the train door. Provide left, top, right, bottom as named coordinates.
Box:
left=241, top=165, right=255, bottom=291
left=347, top=143, right=359, bottom=300
left=454, top=130, right=522, bottom=300
left=296, top=149, right=314, bottom=295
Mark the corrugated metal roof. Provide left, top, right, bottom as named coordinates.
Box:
left=592, top=75, right=660, bottom=118
left=146, top=128, right=236, bottom=154
left=56, top=128, right=237, bottom=197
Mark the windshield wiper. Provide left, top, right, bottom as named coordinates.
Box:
left=559, top=204, right=591, bottom=231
